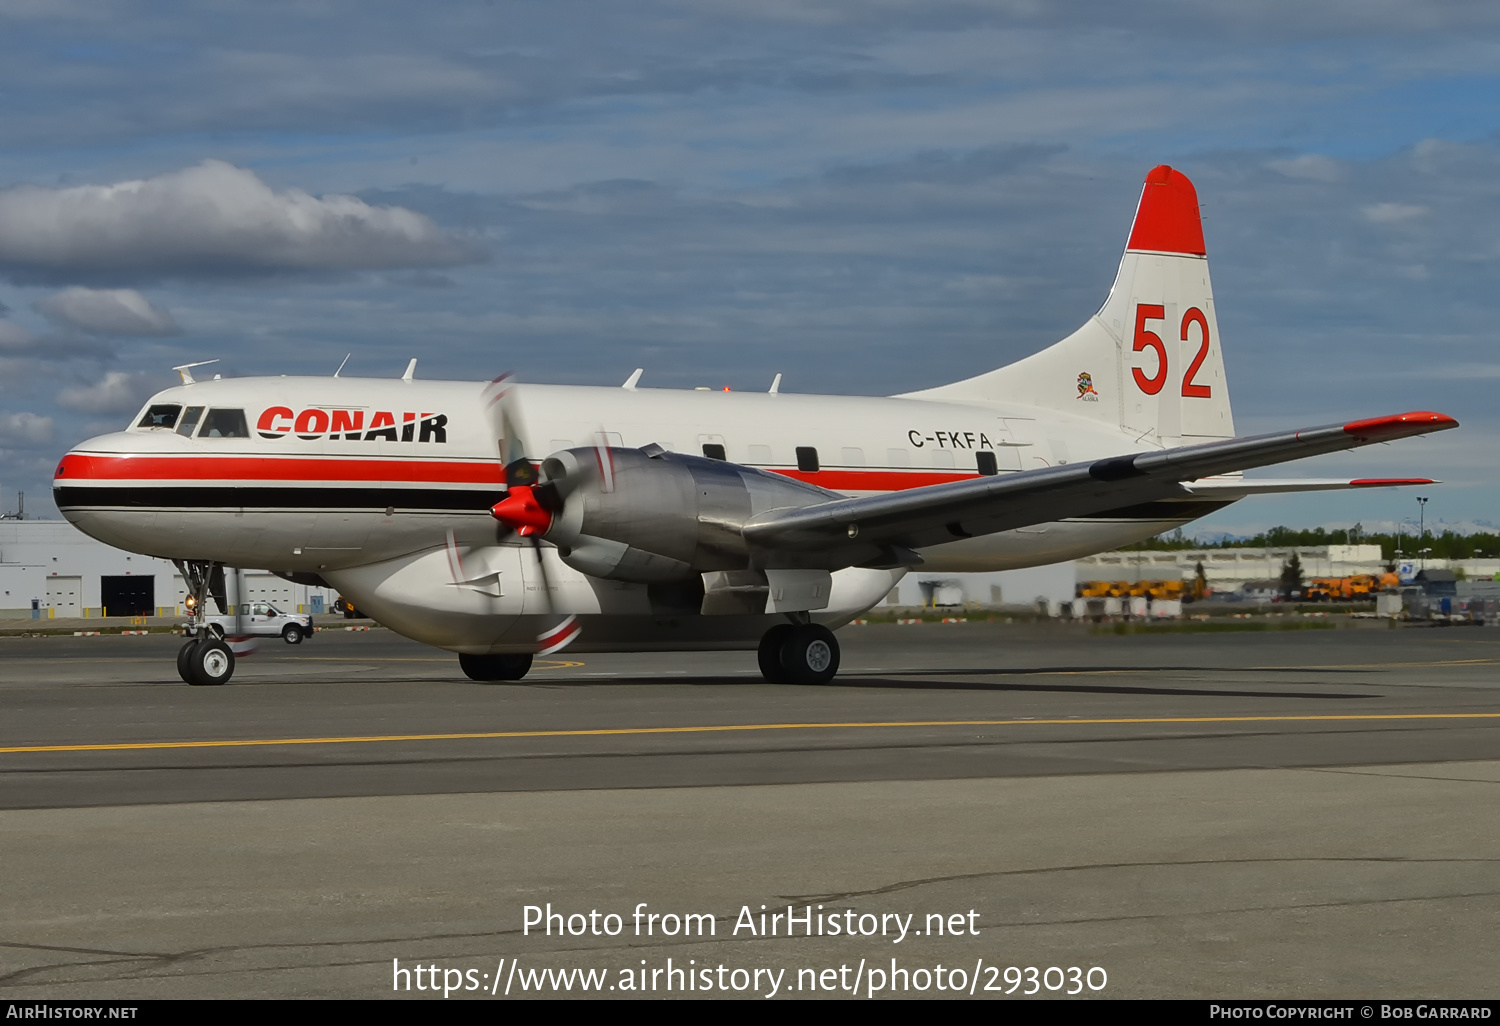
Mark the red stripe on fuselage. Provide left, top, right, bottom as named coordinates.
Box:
left=55, top=453, right=980, bottom=492
left=56, top=453, right=504, bottom=485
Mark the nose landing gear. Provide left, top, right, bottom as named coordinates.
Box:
left=173, top=558, right=237, bottom=686
left=757, top=621, right=840, bottom=685
left=178, top=637, right=236, bottom=686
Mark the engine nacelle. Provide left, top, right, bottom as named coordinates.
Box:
left=539, top=445, right=837, bottom=584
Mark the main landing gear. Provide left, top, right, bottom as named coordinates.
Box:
left=758, top=622, right=840, bottom=685
left=459, top=652, right=534, bottom=682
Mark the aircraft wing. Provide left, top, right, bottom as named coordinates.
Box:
left=742, top=411, right=1456, bottom=568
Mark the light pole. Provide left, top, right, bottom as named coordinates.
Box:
left=1395, top=518, right=1416, bottom=577
left=1416, top=497, right=1429, bottom=570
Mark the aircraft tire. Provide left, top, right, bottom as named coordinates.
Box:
left=757, top=624, right=795, bottom=684
left=778, top=624, right=839, bottom=685
left=176, top=639, right=199, bottom=683
left=459, top=652, right=533, bottom=682
left=186, top=638, right=235, bottom=686
left=282, top=624, right=304, bottom=645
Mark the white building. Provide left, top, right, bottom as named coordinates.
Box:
left=1076, top=544, right=1500, bottom=590
left=0, top=520, right=338, bottom=619
left=883, top=561, right=1077, bottom=616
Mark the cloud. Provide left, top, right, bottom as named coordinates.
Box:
left=55, top=370, right=161, bottom=415
left=383, top=271, right=458, bottom=290
left=35, top=287, right=179, bottom=336
left=0, top=320, right=34, bottom=353
left=0, top=161, right=483, bottom=281
left=0, top=319, right=114, bottom=360
left=0, top=411, right=54, bottom=446
left=1362, top=201, right=1429, bottom=223
left=1267, top=154, right=1346, bottom=182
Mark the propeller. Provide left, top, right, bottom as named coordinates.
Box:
left=481, top=373, right=580, bottom=655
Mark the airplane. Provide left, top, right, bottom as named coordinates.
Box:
left=52, top=165, right=1457, bottom=686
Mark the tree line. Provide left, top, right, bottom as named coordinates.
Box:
left=1123, top=526, right=1500, bottom=561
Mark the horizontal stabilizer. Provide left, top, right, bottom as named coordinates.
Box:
left=1183, top=477, right=1437, bottom=497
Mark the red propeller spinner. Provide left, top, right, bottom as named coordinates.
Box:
left=490, top=484, right=552, bottom=537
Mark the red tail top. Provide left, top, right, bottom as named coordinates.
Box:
left=1126, top=165, right=1206, bottom=256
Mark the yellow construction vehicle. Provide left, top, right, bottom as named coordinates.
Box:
left=1147, top=580, right=1186, bottom=601
left=1306, top=577, right=1342, bottom=601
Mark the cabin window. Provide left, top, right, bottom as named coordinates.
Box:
left=176, top=406, right=205, bottom=437
left=932, top=449, right=954, bottom=469
left=796, top=446, right=820, bottom=472
left=747, top=444, right=773, bottom=464
left=200, top=408, right=249, bottom=438
left=702, top=443, right=726, bottom=460
left=886, top=448, right=910, bottom=467
left=976, top=451, right=998, bottom=476
left=840, top=447, right=865, bottom=466
left=137, top=404, right=181, bottom=429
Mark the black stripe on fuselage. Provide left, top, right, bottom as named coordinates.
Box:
left=55, top=486, right=1231, bottom=523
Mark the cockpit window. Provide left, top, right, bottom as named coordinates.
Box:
left=137, top=404, right=181, bottom=429
left=200, top=408, right=249, bottom=438
left=176, top=406, right=205, bottom=437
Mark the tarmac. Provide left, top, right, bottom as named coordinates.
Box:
left=0, top=620, right=1496, bottom=999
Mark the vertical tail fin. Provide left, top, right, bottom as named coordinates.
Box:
left=900, top=165, right=1235, bottom=445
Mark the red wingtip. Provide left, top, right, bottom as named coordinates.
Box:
left=1343, top=411, right=1459, bottom=441
left=1349, top=478, right=1437, bottom=487
left=1126, top=165, right=1206, bottom=256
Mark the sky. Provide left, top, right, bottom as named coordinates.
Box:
left=0, top=0, right=1496, bottom=536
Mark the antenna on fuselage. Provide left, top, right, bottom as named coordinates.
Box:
left=402, top=358, right=417, bottom=381
left=622, top=368, right=643, bottom=390
left=334, top=354, right=351, bottom=378
left=172, top=360, right=219, bottom=384
left=769, top=373, right=782, bottom=394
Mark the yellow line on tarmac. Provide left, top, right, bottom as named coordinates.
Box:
left=3, top=713, right=1498, bottom=755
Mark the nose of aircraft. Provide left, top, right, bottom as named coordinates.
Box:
left=53, top=429, right=170, bottom=553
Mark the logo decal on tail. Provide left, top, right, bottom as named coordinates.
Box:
left=1077, top=372, right=1099, bottom=401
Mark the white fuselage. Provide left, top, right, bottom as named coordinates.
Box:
left=55, top=376, right=1230, bottom=653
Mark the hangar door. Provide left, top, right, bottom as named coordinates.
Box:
left=244, top=574, right=296, bottom=610
left=101, top=575, right=155, bottom=617
left=45, top=577, right=81, bottom=618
